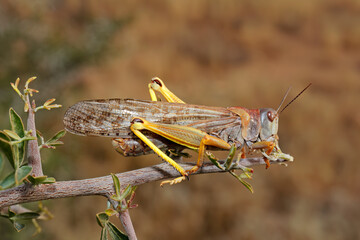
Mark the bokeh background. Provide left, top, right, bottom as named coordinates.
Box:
left=0, top=0, right=359, bottom=239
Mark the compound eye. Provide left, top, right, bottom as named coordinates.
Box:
left=267, top=111, right=276, bottom=122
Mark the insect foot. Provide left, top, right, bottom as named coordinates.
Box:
left=160, top=176, right=187, bottom=187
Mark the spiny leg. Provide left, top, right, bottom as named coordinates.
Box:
left=148, top=77, right=185, bottom=103
left=130, top=118, right=188, bottom=185
left=130, top=117, right=231, bottom=186
left=186, top=134, right=231, bottom=175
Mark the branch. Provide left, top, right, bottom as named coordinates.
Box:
left=110, top=199, right=138, bottom=240
left=0, top=157, right=288, bottom=209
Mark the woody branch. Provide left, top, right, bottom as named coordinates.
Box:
left=0, top=157, right=282, bottom=209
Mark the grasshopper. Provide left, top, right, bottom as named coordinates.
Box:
left=64, top=78, right=310, bottom=186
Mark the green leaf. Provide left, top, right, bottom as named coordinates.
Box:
left=229, top=171, right=254, bottom=193
left=3, top=130, right=21, bottom=140
left=224, top=144, right=236, bottom=170
left=0, top=154, right=3, bottom=175
left=15, top=166, right=33, bottom=185
left=100, top=227, right=108, bottom=240
left=9, top=108, right=26, bottom=166
left=0, top=132, right=14, bottom=168
left=36, top=130, right=44, bottom=143
left=41, top=177, right=56, bottom=184
left=46, top=130, right=66, bottom=144
left=105, top=209, right=118, bottom=217
left=207, top=152, right=225, bottom=170
left=9, top=212, right=40, bottom=221
left=111, top=173, right=121, bottom=200
left=27, top=175, right=55, bottom=185
left=7, top=208, right=26, bottom=232
left=96, top=212, right=109, bottom=228
left=12, top=221, right=25, bottom=232
left=0, top=171, right=16, bottom=189
left=47, top=141, right=64, bottom=146
left=118, top=185, right=134, bottom=202
left=106, top=222, right=129, bottom=240
left=27, top=175, right=47, bottom=184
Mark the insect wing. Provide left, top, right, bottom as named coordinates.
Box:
left=64, top=99, right=133, bottom=137
left=63, top=99, right=236, bottom=137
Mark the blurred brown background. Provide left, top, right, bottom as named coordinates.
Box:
left=0, top=0, right=359, bottom=239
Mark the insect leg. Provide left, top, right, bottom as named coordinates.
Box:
left=186, top=134, right=231, bottom=175
left=130, top=119, right=189, bottom=185
left=250, top=141, right=276, bottom=169
left=130, top=117, right=231, bottom=186
left=148, top=77, right=185, bottom=103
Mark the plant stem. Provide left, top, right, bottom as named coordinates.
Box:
left=109, top=199, right=137, bottom=240
left=26, top=96, right=43, bottom=177
left=0, top=157, right=285, bottom=208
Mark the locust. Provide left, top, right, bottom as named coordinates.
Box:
left=63, top=78, right=310, bottom=186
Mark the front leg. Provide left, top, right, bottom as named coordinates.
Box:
left=250, top=140, right=294, bottom=168
left=250, top=141, right=276, bottom=169
left=148, top=77, right=185, bottom=103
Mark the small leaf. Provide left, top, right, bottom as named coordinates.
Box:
left=10, top=108, right=25, bottom=139
left=8, top=208, right=16, bottom=217
left=224, top=144, right=236, bottom=170
left=118, top=185, right=135, bottom=203
left=0, top=154, right=3, bottom=175
left=0, top=132, right=14, bottom=168
left=10, top=78, right=22, bottom=98
left=0, top=171, right=16, bottom=189
left=11, top=145, right=20, bottom=170
left=207, top=152, right=225, bottom=170
left=24, top=175, right=55, bottom=186
left=229, top=171, right=253, bottom=193
left=106, top=222, right=129, bottom=240
left=28, top=175, right=47, bottom=182
left=40, top=130, right=66, bottom=150
left=48, top=130, right=66, bottom=143
left=41, top=177, right=56, bottom=184
left=27, top=88, right=39, bottom=97
left=24, top=102, right=29, bottom=112
left=36, top=130, right=44, bottom=144
left=3, top=130, right=21, bottom=140
left=129, top=191, right=136, bottom=202
left=12, top=221, right=25, bottom=232
left=9, top=108, right=26, bottom=166
left=96, top=212, right=109, bottom=228
left=9, top=212, right=40, bottom=221
left=105, top=209, right=118, bottom=217
left=43, top=98, right=56, bottom=106
left=15, top=166, right=33, bottom=185
left=111, top=173, right=121, bottom=200
left=100, top=227, right=108, bottom=240
left=25, top=76, right=37, bottom=89
left=47, top=141, right=64, bottom=147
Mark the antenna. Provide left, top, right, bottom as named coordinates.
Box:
left=276, top=86, right=292, bottom=113
left=279, top=83, right=312, bottom=114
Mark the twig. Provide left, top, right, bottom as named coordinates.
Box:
left=0, top=157, right=287, bottom=209
left=26, top=96, right=43, bottom=177
left=118, top=207, right=137, bottom=240
left=0, top=157, right=289, bottom=238
left=108, top=199, right=138, bottom=240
